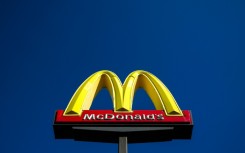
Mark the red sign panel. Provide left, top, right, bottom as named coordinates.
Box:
left=55, top=110, right=192, bottom=124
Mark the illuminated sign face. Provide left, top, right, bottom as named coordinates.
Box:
left=53, top=70, right=193, bottom=143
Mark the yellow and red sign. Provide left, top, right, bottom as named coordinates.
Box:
left=53, top=70, right=193, bottom=143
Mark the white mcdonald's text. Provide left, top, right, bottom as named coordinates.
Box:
left=83, top=113, right=164, bottom=120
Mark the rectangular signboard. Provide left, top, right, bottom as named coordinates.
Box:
left=55, top=110, right=192, bottom=124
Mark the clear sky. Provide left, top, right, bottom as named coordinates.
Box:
left=0, top=0, right=245, bottom=153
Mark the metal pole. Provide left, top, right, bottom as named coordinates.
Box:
left=118, top=137, right=128, bottom=153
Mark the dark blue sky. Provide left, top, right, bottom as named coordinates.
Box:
left=0, top=0, right=245, bottom=153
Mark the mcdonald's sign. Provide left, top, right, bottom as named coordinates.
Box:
left=53, top=70, right=193, bottom=143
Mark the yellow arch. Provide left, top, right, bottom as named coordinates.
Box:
left=63, top=70, right=124, bottom=116
left=63, top=70, right=183, bottom=116
left=122, top=70, right=183, bottom=116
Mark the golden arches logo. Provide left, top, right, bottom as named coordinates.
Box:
left=64, top=70, right=183, bottom=116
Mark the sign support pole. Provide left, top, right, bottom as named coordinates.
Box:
left=119, top=137, right=128, bottom=153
